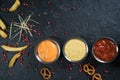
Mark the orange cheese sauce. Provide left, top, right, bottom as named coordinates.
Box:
left=37, top=40, right=58, bottom=63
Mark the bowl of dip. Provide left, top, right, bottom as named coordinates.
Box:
left=35, top=39, right=60, bottom=64
left=92, top=37, right=118, bottom=63
left=63, top=38, right=88, bottom=63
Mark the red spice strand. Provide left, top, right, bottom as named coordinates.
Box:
left=23, top=3, right=29, bottom=7
left=51, top=71, right=55, bottom=75
left=104, top=69, right=109, bottom=73
left=38, top=32, right=41, bottom=36
left=69, top=67, right=72, bottom=70
left=79, top=68, right=83, bottom=72
left=22, top=36, right=29, bottom=42
left=20, top=51, right=25, bottom=55
left=2, top=43, right=10, bottom=46
left=21, top=33, right=24, bottom=37
left=56, top=13, right=61, bottom=16
left=0, top=7, right=8, bottom=11
left=79, top=64, right=82, bottom=67
left=27, top=42, right=31, bottom=46
left=53, top=34, right=57, bottom=37
left=72, top=63, right=75, bottom=66
left=27, top=42, right=33, bottom=49
left=19, top=57, right=24, bottom=65
left=71, top=6, right=76, bottom=10
left=27, top=22, right=32, bottom=29
left=60, top=59, right=63, bottom=63
left=47, top=0, right=51, bottom=5
left=78, top=64, right=83, bottom=72
left=33, top=29, right=37, bottom=33
left=48, top=21, right=51, bottom=25
left=2, top=52, right=8, bottom=63
left=13, top=43, right=18, bottom=47
left=32, top=29, right=41, bottom=36
left=65, top=63, right=76, bottom=71
left=2, top=43, right=6, bottom=45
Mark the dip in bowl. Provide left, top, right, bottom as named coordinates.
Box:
left=92, top=37, right=118, bottom=63
left=63, top=38, right=88, bottom=63
left=35, top=39, right=60, bottom=64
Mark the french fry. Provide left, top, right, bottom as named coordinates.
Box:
left=0, top=29, right=7, bottom=38
left=1, top=45, right=28, bottom=52
left=0, top=19, right=6, bottom=30
left=9, top=52, right=21, bottom=68
left=9, top=0, right=21, bottom=12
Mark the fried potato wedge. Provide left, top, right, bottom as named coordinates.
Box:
left=1, top=45, right=28, bottom=52
left=9, top=52, right=21, bottom=68
left=9, top=0, right=21, bottom=12
left=0, top=19, right=6, bottom=30
left=0, top=29, right=7, bottom=38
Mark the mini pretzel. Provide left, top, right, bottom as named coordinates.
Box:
left=92, top=73, right=102, bottom=80
left=83, top=63, right=95, bottom=75
left=83, top=64, right=89, bottom=72
left=40, top=68, right=51, bottom=80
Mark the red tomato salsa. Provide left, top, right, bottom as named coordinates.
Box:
left=93, top=38, right=117, bottom=62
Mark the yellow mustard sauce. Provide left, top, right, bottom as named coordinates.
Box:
left=64, top=39, right=87, bottom=62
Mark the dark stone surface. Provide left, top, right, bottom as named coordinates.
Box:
left=0, top=0, right=120, bottom=80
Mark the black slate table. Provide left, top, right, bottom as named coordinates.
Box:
left=1, top=0, right=120, bottom=80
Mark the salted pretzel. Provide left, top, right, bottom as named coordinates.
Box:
left=83, top=63, right=95, bottom=75
left=40, top=68, right=51, bottom=80
left=92, top=73, right=102, bottom=80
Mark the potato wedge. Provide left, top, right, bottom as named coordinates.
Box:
left=0, top=19, right=6, bottom=30
left=9, top=52, right=21, bottom=68
left=0, top=29, right=7, bottom=38
left=1, top=45, right=28, bottom=52
left=9, top=0, right=21, bottom=12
